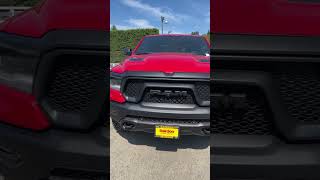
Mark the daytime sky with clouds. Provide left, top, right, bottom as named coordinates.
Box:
left=110, top=0, right=210, bottom=35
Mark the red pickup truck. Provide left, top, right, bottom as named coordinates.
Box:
left=0, top=0, right=108, bottom=179
left=212, top=0, right=320, bottom=179
left=110, top=34, right=210, bottom=139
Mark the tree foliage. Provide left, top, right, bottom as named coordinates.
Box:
left=110, top=28, right=159, bottom=63
left=111, top=25, right=117, bottom=31
left=203, top=30, right=210, bottom=44
left=191, top=31, right=199, bottom=35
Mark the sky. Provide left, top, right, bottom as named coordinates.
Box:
left=110, top=0, right=210, bottom=35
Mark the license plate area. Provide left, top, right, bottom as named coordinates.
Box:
left=155, top=125, right=179, bottom=139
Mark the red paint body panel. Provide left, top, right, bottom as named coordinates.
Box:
left=212, top=0, right=320, bottom=36
left=0, top=85, right=50, bottom=130
left=110, top=88, right=126, bottom=103
left=112, top=53, right=209, bottom=74
left=0, top=0, right=109, bottom=37
left=0, top=0, right=110, bottom=129
left=112, top=35, right=210, bottom=74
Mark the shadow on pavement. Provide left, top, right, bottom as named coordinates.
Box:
left=117, top=130, right=209, bottom=152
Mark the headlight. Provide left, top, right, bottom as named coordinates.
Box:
left=110, top=77, right=122, bottom=91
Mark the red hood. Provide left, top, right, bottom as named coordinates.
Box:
left=111, top=53, right=210, bottom=74
left=0, top=0, right=109, bottom=37
left=212, top=0, right=320, bottom=36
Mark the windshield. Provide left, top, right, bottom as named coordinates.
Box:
left=134, top=36, right=209, bottom=56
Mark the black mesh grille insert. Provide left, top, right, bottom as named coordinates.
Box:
left=211, top=85, right=272, bottom=135
left=46, top=56, right=105, bottom=113
left=124, top=80, right=144, bottom=98
left=142, top=88, right=195, bottom=104
left=195, top=83, right=210, bottom=101
left=277, top=72, right=320, bottom=124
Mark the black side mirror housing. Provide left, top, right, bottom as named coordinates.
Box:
left=123, top=48, right=132, bottom=56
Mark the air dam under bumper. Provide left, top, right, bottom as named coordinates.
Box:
left=0, top=123, right=108, bottom=180
left=211, top=135, right=320, bottom=180
left=110, top=102, right=210, bottom=136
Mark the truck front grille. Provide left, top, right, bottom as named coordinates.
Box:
left=142, top=88, right=194, bottom=104
left=212, top=53, right=320, bottom=140
left=124, top=79, right=209, bottom=106
left=211, top=85, right=273, bottom=135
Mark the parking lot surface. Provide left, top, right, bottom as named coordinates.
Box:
left=110, top=119, right=210, bottom=180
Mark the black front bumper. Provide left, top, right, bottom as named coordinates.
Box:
left=211, top=135, right=320, bottom=180
left=110, top=101, right=210, bottom=136
left=0, top=123, right=108, bottom=180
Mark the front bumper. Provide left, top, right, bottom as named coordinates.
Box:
left=110, top=101, right=210, bottom=136
left=0, top=123, right=108, bottom=180
left=211, top=135, right=320, bottom=179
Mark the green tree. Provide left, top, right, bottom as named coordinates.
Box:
left=191, top=31, right=199, bottom=35
left=110, top=28, right=159, bottom=63
left=111, top=25, right=117, bottom=31
left=206, top=30, right=210, bottom=42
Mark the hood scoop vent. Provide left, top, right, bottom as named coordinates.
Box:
left=199, top=59, right=209, bottom=62
left=129, top=57, right=144, bottom=61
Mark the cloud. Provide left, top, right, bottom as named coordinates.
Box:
left=205, top=12, right=210, bottom=23
left=170, top=31, right=187, bottom=34
left=168, top=28, right=188, bottom=34
left=121, top=0, right=189, bottom=23
left=111, top=18, right=155, bottom=30
left=126, top=19, right=154, bottom=28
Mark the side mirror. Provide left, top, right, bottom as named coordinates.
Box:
left=123, top=48, right=132, bottom=56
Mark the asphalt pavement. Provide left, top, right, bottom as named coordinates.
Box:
left=110, top=119, right=210, bottom=180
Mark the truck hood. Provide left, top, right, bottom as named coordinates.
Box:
left=213, top=0, right=320, bottom=36
left=0, top=0, right=108, bottom=37
left=111, top=53, right=209, bottom=74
